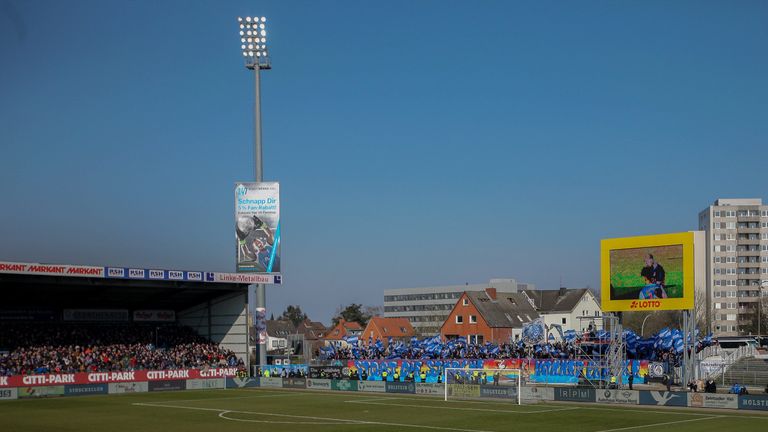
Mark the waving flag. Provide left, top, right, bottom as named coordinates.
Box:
left=522, top=318, right=546, bottom=345
left=344, top=335, right=359, bottom=346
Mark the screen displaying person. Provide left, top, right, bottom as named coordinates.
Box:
left=639, top=254, right=667, bottom=299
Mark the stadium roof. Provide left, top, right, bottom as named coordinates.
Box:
left=0, top=260, right=279, bottom=312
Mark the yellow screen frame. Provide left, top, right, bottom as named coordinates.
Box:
left=600, top=232, right=695, bottom=312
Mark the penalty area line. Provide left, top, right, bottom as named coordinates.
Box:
left=346, top=399, right=578, bottom=414
left=594, top=416, right=724, bottom=432
left=133, top=402, right=496, bottom=432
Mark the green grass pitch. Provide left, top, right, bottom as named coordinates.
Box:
left=1, top=388, right=766, bottom=432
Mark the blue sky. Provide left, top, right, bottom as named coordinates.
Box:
left=1, top=0, right=766, bottom=324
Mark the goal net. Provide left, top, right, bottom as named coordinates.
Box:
left=444, top=368, right=522, bottom=404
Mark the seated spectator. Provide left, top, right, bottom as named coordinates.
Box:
left=705, top=378, right=716, bottom=393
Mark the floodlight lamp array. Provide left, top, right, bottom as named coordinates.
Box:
left=237, top=16, right=268, bottom=58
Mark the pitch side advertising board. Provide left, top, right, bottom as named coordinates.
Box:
left=638, top=391, right=688, bottom=407
left=0, top=388, right=18, bottom=400
left=601, top=232, right=697, bottom=312
left=306, top=378, right=332, bottom=390
left=235, top=182, right=281, bottom=275
left=357, top=381, right=386, bottom=392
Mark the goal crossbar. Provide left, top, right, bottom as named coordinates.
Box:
left=443, top=367, right=522, bottom=404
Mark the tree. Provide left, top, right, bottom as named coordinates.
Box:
left=280, top=305, right=308, bottom=327
left=332, top=303, right=373, bottom=327
left=739, top=297, right=768, bottom=336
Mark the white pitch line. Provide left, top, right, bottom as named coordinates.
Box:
left=133, top=402, right=496, bottom=432
left=544, top=402, right=768, bottom=419
left=218, top=410, right=356, bottom=425
left=346, top=399, right=578, bottom=414
left=594, top=416, right=724, bottom=432
left=142, top=392, right=295, bottom=404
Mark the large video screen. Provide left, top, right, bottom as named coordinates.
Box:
left=601, top=232, right=694, bottom=312
left=609, top=244, right=683, bottom=300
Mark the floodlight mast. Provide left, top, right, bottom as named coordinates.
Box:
left=238, top=15, right=270, bottom=371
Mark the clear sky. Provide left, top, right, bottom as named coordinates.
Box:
left=1, top=0, right=766, bottom=324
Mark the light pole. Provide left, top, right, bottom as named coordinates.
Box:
left=237, top=16, right=271, bottom=369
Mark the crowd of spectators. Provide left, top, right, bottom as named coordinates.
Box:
left=0, top=323, right=244, bottom=376
left=319, top=337, right=699, bottom=366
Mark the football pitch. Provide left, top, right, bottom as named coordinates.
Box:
left=2, top=388, right=767, bottom=432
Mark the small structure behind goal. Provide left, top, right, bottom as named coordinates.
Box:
left=444, top=367, right=522, bottom=404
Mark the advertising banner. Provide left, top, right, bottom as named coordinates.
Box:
left=0, top=261, right=281, bottom=285
left=688, top=393, right=738, bottom=409
left=64, top=384, right=108, bottom=396
left=235, top=182, right=281, bottom=274
left=385, top=382, right=415, bottom=394
left=358, top=381, right=386, bottom=393
left=0, top=262, right=104, bottom=278
left=133, top=310, right=175, bottom=322
left=447, top=384, right=479, bottom=398
left=186, top=379, right=226, bottom=390
left=699, top=357, right=725, bottom=377
left=521, top=386, right=554, bottom=402
left=309, top=366, right=344, bottom=379
left=480, top=385, right=516, bottom=399
left=259, top=377, right=283, bottom=388
left=63, top=309, right=129, bottom=322
left=739, top=395, right=768, bottom=411
left=0, top=368, right=239, bottom=388
left=283, top=378, right=307, bottom=389
left=0, top=388, right=18, bottom=400
left=331, top=379, right=358, bottom=392
left=638, top=391, right=687, bottom=407
left=554, top=387, right=595, bottom=403
left=306, top=378, right=331, bottom=390
left=148, top=380, right=186, bottom=392
left=226, top=377, right=259, bottom=389
left=18, top=386, right=65, bottom=398
left=0, top=309, right=56, bottom=321
left=601, top=232, right=695, bottom=312
left=596, top=389, right=639, bottom=405
left=648, top=362, right=665, bottom=378
left=108, top=382, right=149, bottom=394
left=415, top=383, right=443, bottom=396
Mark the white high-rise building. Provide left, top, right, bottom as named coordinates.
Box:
left=698, top=198, right=768, bottom=336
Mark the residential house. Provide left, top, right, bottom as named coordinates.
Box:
left=361, top=316, right=416, bottom=345
left=440, top=288, right=540, bottom=344
left=522, top=288, right=602, bottom=335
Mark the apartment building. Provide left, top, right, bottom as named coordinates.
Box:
left=698, top=198, right=768, bottom=336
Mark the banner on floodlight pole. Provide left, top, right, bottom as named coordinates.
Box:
left=235, top=182, right=281, bottom=274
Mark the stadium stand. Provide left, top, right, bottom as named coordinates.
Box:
left=0, top=323, right=244, bottom=376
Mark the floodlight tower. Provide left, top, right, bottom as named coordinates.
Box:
left=238, top=15, right=271, bottom=369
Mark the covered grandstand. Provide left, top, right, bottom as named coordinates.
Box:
left=0, top=260, right=277, bottom=373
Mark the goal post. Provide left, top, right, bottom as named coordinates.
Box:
left=444, top=367, right=522, bottom=404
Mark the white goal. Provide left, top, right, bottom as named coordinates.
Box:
left=444, top=367, right=522, bottom=404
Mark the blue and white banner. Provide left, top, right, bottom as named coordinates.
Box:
left=522, top=318, right=546, bottom=345
left=235, top=182, right=281, bottom=275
